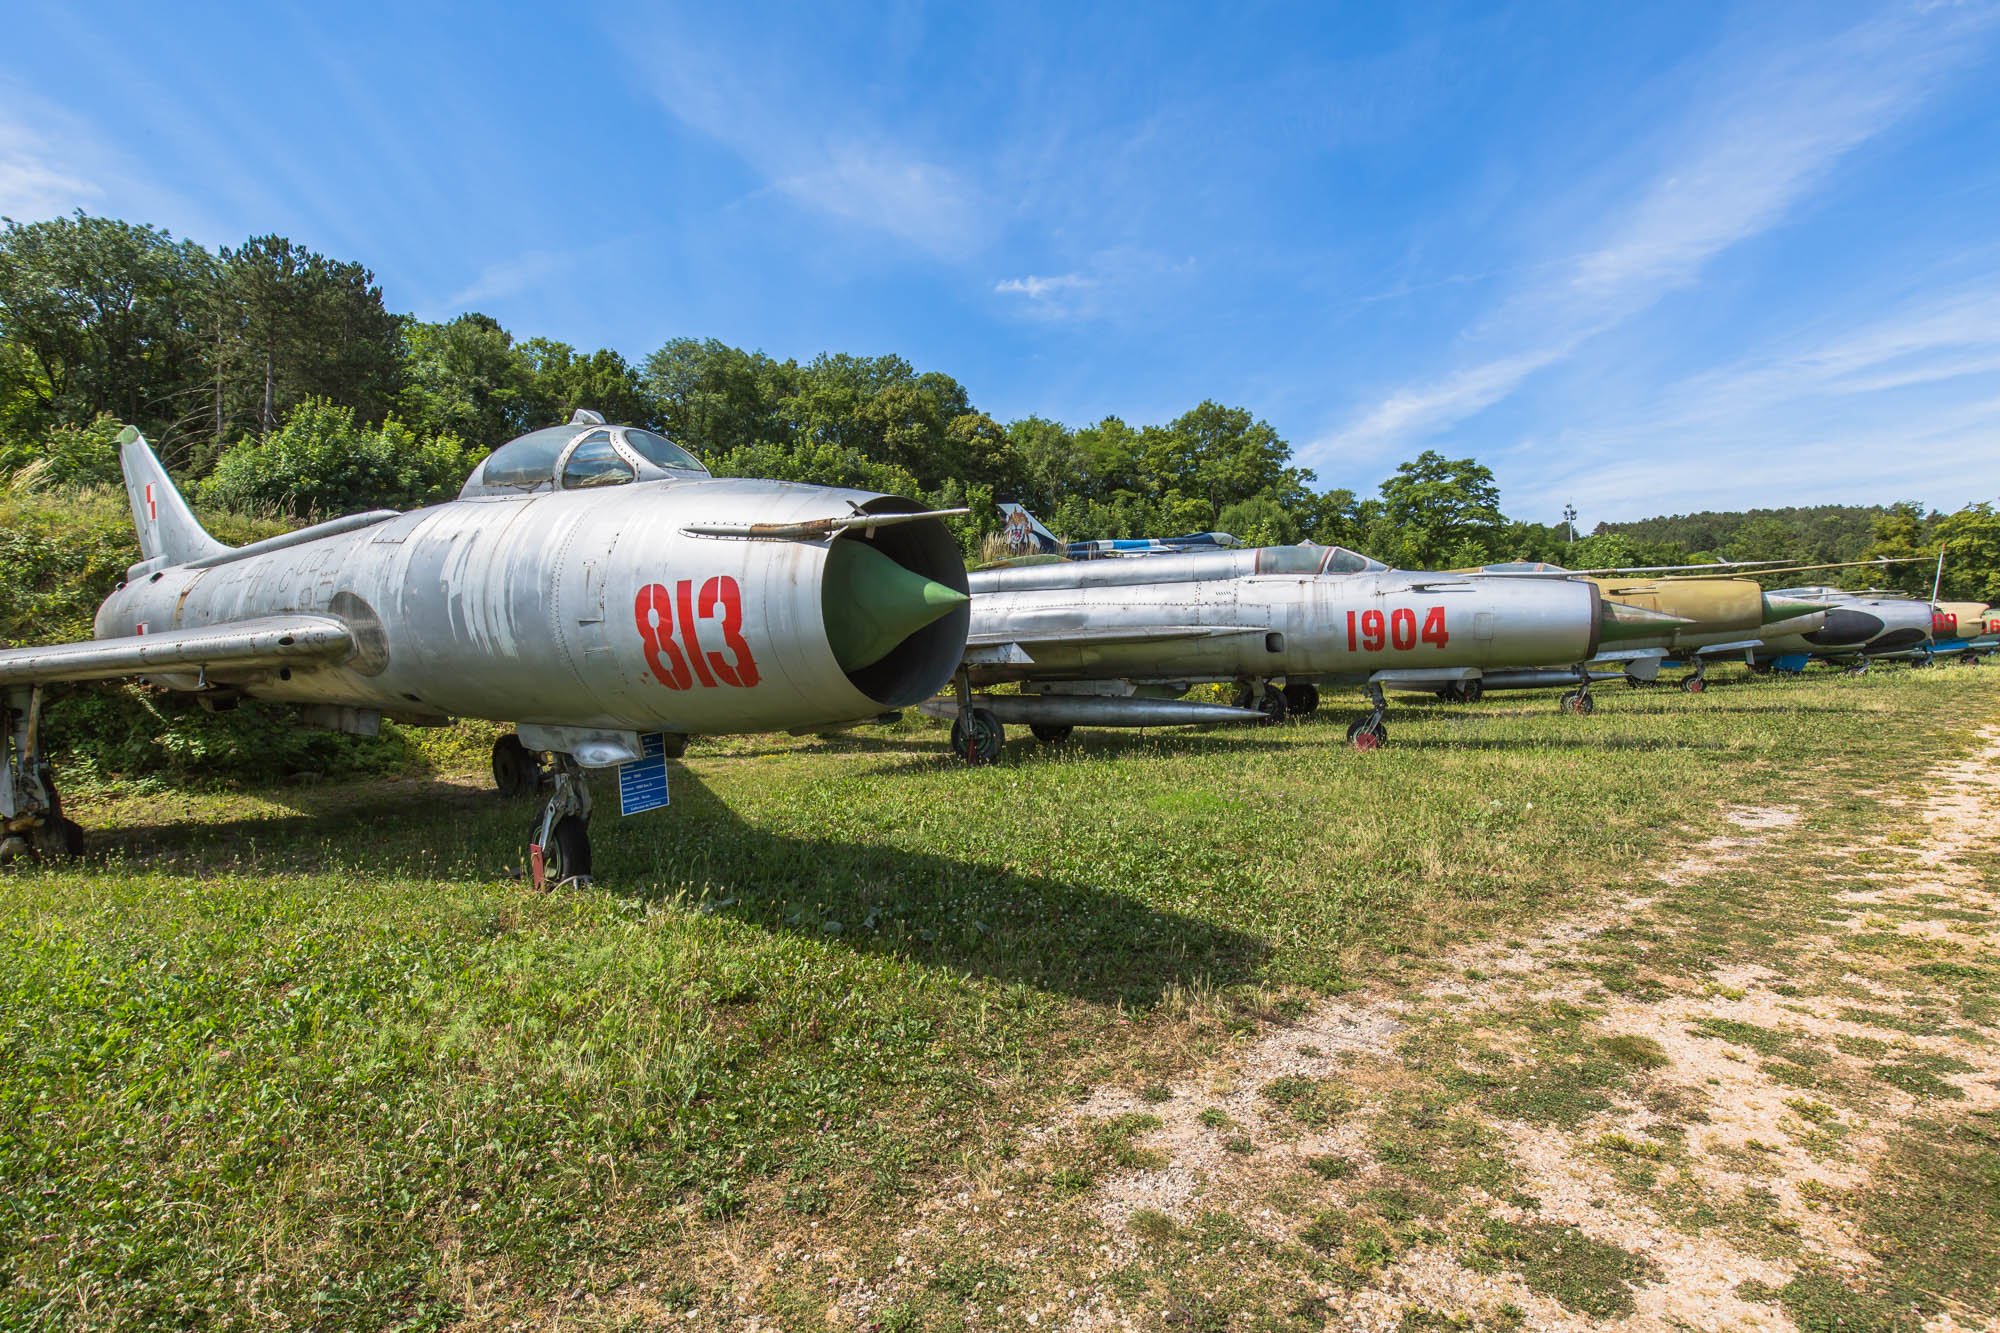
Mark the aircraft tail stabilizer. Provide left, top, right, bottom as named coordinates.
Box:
left=118, top=426, right=227, bottom=566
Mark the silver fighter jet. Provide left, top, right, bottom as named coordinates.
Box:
left=0, top=414, right=971, bottom=879
left=921, top=543, right=1685, bottom=761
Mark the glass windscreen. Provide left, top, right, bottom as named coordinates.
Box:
left=479, top=426, right=576, bottom=489
left=619, top=428, right=706, bottom=473
left=561, top=431, right=634, bottom=489
left=1255, top=546, right=1325, bottom=574
left=1320, top=546, right=1389, bottom=574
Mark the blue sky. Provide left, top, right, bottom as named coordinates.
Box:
left=4, top=1, right=1998, bottom=524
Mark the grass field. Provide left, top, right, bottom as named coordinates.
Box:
left=2, top=665, right=1996, bottom=1331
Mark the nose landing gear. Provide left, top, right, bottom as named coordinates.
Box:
left=529, top=753, right=593, bottom=889
left=1345, top=682, right=1389, bottom=750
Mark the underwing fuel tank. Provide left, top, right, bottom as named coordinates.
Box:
left=90, top=477, right=972, bottom=736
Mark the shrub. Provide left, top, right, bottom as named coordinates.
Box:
left=201, top=397, right=477, bottom=516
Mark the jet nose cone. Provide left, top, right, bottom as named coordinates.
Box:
left=822, top=539, right=970, bottom=672
left=1804, top=607, right=1884, bottom=647
left=1762, top=595, right=1829, bottom=623
left=1596, top=599, right=1692, bottom=643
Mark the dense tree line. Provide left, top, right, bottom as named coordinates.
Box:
left=2, top=211, right=1995, bottom=598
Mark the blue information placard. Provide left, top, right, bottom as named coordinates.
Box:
left=617, top=733, right=672, bottom=816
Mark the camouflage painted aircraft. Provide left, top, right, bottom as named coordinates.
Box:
left=921, top=542, right=1688, bottom=761
left=998, top=503, right=1240, bottom=560
left=0, top=414, right=971, bottom=879
left=1450, top=562, right=1832, bottom=701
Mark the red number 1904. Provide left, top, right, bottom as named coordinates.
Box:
left=635, top=576, right=760, bottom=689
left=1346, top=606, right=1450, bottom=652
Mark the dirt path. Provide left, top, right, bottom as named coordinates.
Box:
left=838, top=730, right=2000, bottom=1332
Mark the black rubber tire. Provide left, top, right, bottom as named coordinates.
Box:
left=1576, top=692, right=1596, bottom=716
left=31, top=816, right=84, bottom=861
left=661, top=733, right=689, bottom=758
left=1459, top=679, right=1483, bottom=704
left=1282, top=683, right=1320, bottom=717
left=1029, top=723, right=1074, bottom=745
left=950, top=708, right=1004, bottom=765
left=1682, top=675, right=1706, bottom=694
left=1344, top=717, right=1387, bottom=750
left=1253, top=686, right=1288, bottom=725
left=492, top=734, right=540, bottom=797
left=537, top=814, right=591, bottom=884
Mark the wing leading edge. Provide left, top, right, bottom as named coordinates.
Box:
left=0, top=615, right=352, bottom=687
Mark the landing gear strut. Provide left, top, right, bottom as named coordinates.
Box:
left=1, top=686, right=84, bottom=865
left=1558, top=673, right=1596, bottom=716
left=1345, top=682, right=1389, bottom=750
left=529, top=753, right=592, bottom=889
left=1680, top=660, right=1707, bottom=694
left=1234, top=682, right=1288, bottom=725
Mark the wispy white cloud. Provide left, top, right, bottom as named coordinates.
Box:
left=995, top=271, right=1096, bottom=299
left=634, top=23, right=982, bottom=259
left=0, top=121, right=101, bottom=219
left=1312, top=7, right=1997, bottom=466
left=442, top=249, right=580, bottom=311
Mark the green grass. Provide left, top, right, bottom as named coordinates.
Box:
left=0, top=666, right=1995, bottom=1327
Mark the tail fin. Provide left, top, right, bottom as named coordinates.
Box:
left=998, top=502, right=1061, bottom=555
left=118, top=426, right=228, bottom=565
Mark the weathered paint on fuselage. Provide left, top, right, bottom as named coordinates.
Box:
left=964, top=549, right=1603, bottom=688
left=93, top=478, right=969, bottom=734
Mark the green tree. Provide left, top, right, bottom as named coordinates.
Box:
left=1217, top=495, right=1302, bottom=547
left=1376, top=451, right=1504, bottom=568
left=214, top=235, right=402, bottom=440
left=0, top=212, right=216, bottom=456
left=522, top=340, right=651, bottom=432
left=397, top=313, right=540, bottom=448
left=1933, top=503, right=2000, bottom=603
left=1857, top=501, right=1936, bottom=595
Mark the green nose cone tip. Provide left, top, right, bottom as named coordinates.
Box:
left=822, top=539, right=969, bottom=673
left=1596, top=599, right=1694, bottom=643
left=1761, top=595, right=1826, bottom=623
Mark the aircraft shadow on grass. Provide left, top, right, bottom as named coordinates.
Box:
left=81, top=767, right=1268, bottom=1008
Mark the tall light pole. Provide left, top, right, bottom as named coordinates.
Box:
left=1562, top=503, right=1578, bottom=544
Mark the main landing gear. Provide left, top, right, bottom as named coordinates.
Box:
left=529, top=752, right=593, bottom=889
left=1233, top=682, right=1288, bottom=725
left=1, top=685, right=84, bottom=866
left=1282, top=683, right=1321, bottom=717
left=1436, top=679, right=1483, bottom=704
left=1345, top=682, right=1389, bottom=750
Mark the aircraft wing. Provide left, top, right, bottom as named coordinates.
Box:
left=0, top=615, right=352, bottom=687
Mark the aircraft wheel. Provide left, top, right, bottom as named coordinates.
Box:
left=1282, top=683, right=1320, bottom=717
left=1345, top=718, right=1387, bottom=750
left=1459, top=679, right=1483, bottom=704
left=1255, top=685, right=1288, bottom=725
left=492, top=734, right=541, bottom=797
left=1681, top=675, right=1706, bottom=694
left=1625, top=675, right=1649, bottom=689
left=1958, top=653, right=1980, bottom=667
left=535, top=814, right=591, bottom=886
left=1029, top=723, right=1075, bottom=745
left=1559, top=689, right=1595, bottom=716
left=661, top=733, right=689, bottom=758
left=30, top=816, right=85, bottom=861
left=951, top=708, right=1004, bottom=765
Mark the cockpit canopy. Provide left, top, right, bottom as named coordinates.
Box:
left=459, top=410, right=708, bottom=499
